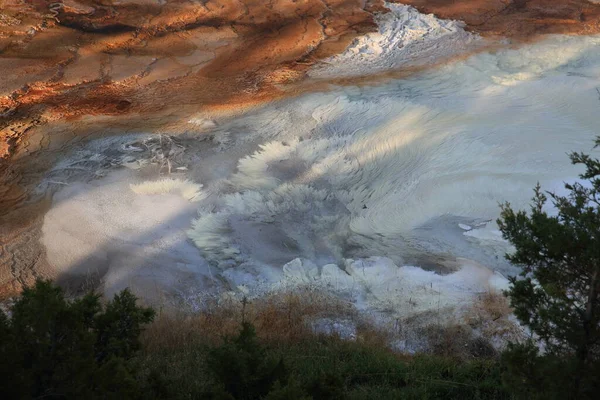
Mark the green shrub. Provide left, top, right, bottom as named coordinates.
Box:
left=207, top=322, right=288, bottom=399
left=498, top=137, right=600, bottom=398
left=0, top=279, right=154, bottom=399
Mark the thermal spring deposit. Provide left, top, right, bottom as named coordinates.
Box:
left=39, top=5, right=600, bottom=320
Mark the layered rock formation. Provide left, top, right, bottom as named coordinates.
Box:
left=401, top=0, right=600, bottom=37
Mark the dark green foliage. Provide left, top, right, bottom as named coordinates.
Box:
left=95, top=289, right=156, bottom=362
left=306, top=373, right=345, bottom=399
left=141, top=327, right=509, bottom=400
left=206, top=322, right=289, bottom=399
left=264, top=338, right=507, bottom=399
left=263, top=380, right=311, bottom=400
left=498, top=138, right=600, bottom=399
left=0, top=279, right=155, bottom=399
left=500, top=341, right=576, bottom=400
left=0, top=309, right=24, bottom=398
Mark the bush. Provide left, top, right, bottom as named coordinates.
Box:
left=206, top=322, right=288, bottom=399
left=498, top=138, right=600, bottom=398
left=0, top=279, right=154, bottom=399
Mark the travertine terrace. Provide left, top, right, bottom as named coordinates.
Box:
left=2, top=0, right=600, bottom=298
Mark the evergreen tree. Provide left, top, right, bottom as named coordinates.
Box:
left=498, top=138, right=600, bottom=399
left=207, top=322, right=289, bottom=399
left=0, top=279, right=155, bottom=399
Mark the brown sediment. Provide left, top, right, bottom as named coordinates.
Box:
left=1, top=0, right=600, bottom=296
left=0, top=198, right=53, bottom=298
left=0, top=0, right=382, bottom=173
left=398, top=0, right=600, bottom=39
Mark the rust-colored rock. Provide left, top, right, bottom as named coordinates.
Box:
left=0, top=0, right=381, bottom=152
left=398, top=0, right=600, bottom=38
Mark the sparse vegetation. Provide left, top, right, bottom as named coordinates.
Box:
left=0, top=281, right=510, bottom=399
left=137, top=313, right=509, bottom=400
left=136, top=289, right=511, bottom=399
